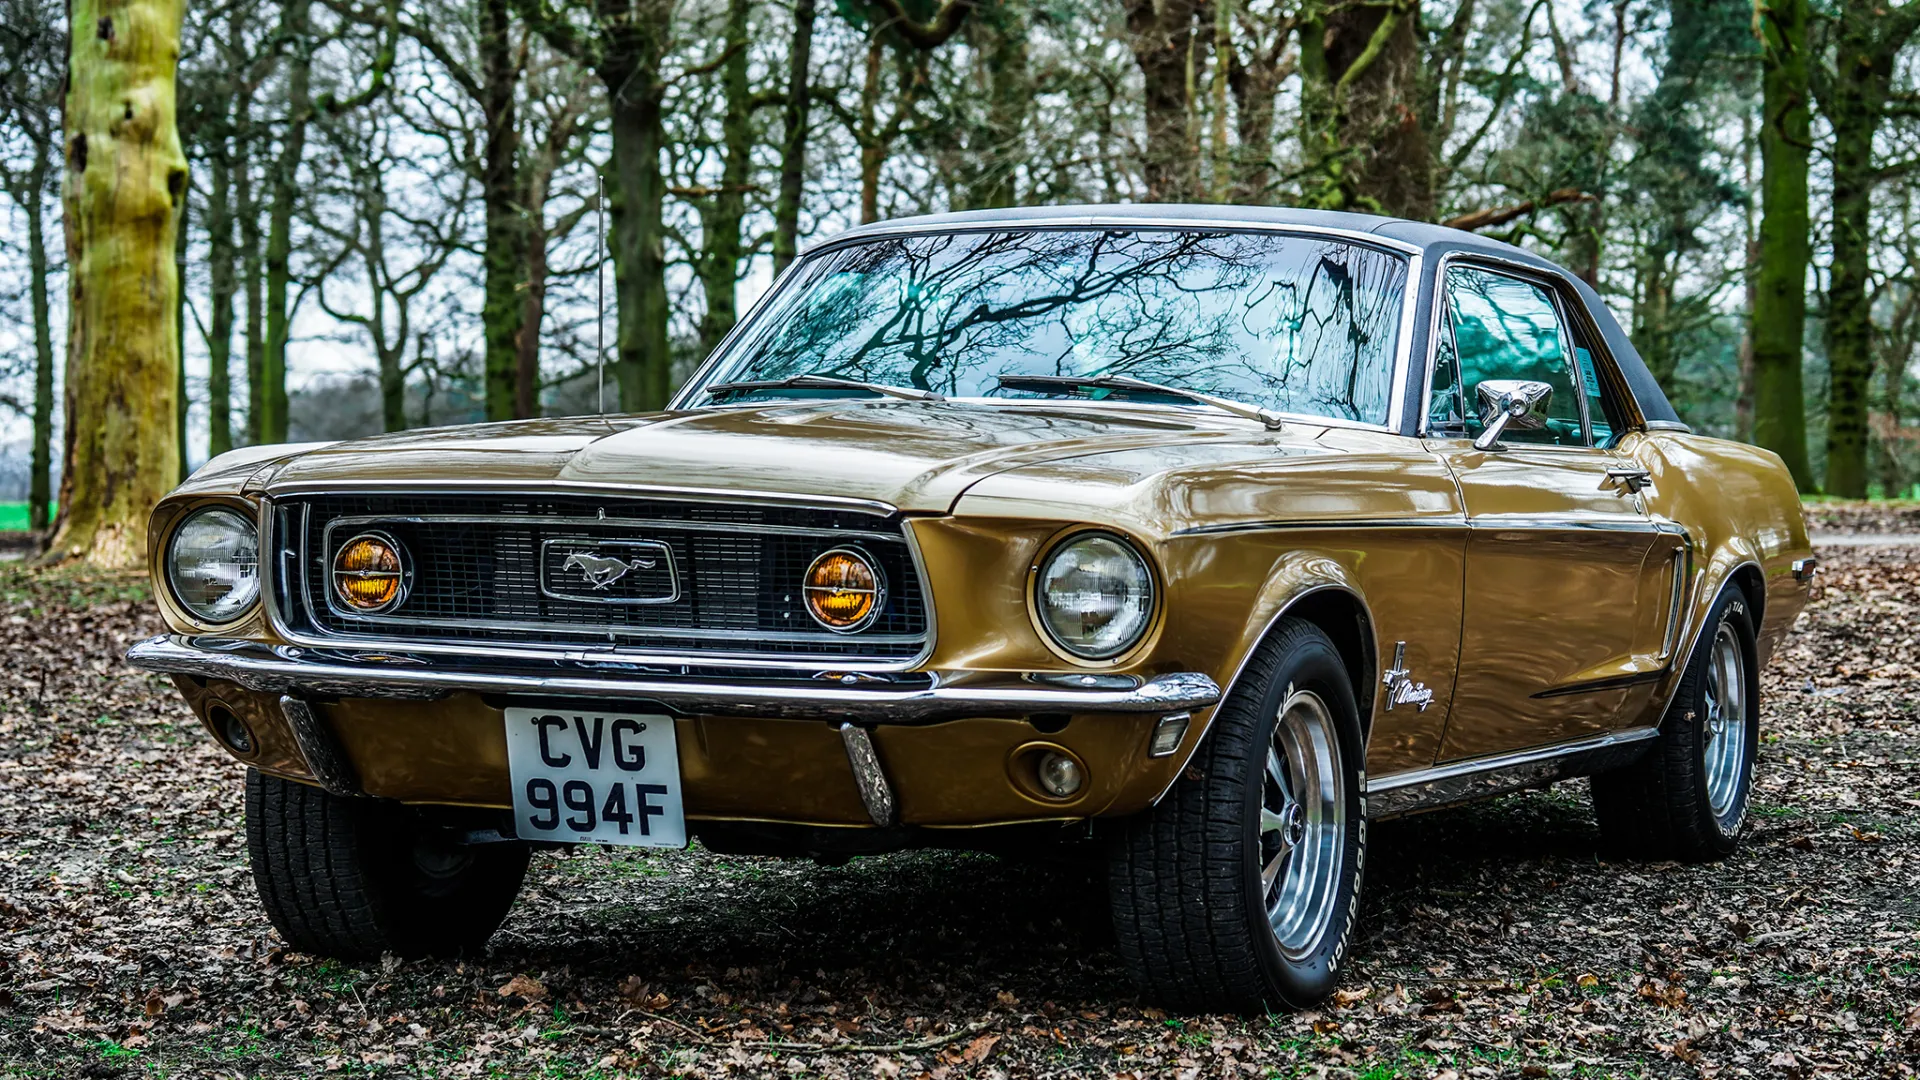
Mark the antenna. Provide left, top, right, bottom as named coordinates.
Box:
left=596, top=172, right=606, bottom=414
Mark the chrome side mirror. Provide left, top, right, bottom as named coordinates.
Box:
left=1472, top=379, right=1553, bottom=451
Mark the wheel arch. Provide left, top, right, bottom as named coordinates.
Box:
left=1658, top=558, right=1763, bottom=730
left=1150, top=576, right=1378, bottom=806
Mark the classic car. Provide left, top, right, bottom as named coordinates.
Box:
left=129, top=204, right=1813, bottom=1012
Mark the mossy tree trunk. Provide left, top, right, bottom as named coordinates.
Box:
left=1751, top=0, right=1816, bottom=491
left=1124, top=0, right=1200, bottom=202
left=1817, top=0, right=1920, bottom=497
left=51, top=0, right=188, bottom=566
left=478, top=0, right=526, bottom=421
left=770, top=0, right=816, bottom=275
left=206, top=132, right=237, bottom=458
left=691, top=0, right=757, bottom=357
left=1297, top=0, right=1431, bottom=219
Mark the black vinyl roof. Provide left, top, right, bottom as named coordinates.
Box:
left=825, top=204, right=1682, bottom=427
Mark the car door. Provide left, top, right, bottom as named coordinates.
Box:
left=1424, top=262, right=1686, bottom=761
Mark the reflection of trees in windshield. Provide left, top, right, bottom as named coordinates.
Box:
left=713, top=229, right=1408, bottom=424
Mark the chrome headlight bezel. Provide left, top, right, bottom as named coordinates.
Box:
left=164, top=505, right=262, bottom=626
left=1031, top=530, right=1157, bottom=661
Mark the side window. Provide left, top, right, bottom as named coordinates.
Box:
left=1427, top=307, right=1467, bottom=432
left=1442, top=265, right=1587, bottom=447
left=1567, top=318, right=1627, bottom=447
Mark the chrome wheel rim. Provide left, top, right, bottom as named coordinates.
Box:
left=1702, top=622, right=1748, bottom=820
left=1259, top=688, right=1346, bottom=961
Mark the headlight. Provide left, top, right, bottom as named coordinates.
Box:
left=1034, top=532, right=1154, bottom=659
left=166, top=506, right=260, bottom=624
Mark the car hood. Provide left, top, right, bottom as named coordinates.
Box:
left=258, top=400, right=1335, bottom=513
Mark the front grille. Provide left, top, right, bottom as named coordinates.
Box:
left=269, top=493, right=931, bottom=661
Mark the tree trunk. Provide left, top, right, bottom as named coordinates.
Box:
left=51, top=0, right=188, bottom=566
left=1823, top=48, right=1877, bottom=497
left=25, top=154, right=56, bottom=533
left=1125, top=0, right=1200, bottom=202
left=1751, top=0, right=1815, bottom=490
left=480, top=0, right=527, bottom=421
left=175, top=170, right=189, bottom=479
left=1298, top=0, right=1431, bottom=219
left=956, top=0, right=1027, bottom=210
left=206, top=138, right=237, bottom=458
left=238, top=95, right=264, bottom=446
left=1635, top=247, right=1676, bottom=387
left=601, top=31, right=673, bottom=412
left=1819, top=0, right=1916, bottom=497
left=1226, top=39, right=1284, bottom=204
left=772, top=0, right=816, bottom=274
left=695, top=0, right=755, bottom=356
left=858, top=37, right=885, bottom=223
left=516, top=174, right=549, bottom=421
left=262, top=0, right=313, bottom=445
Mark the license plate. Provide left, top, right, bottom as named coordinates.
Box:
left=503, top=707, right=687, bottom=848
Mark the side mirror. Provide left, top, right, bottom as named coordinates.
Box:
left=1472, top=379, right=1553, bottom=451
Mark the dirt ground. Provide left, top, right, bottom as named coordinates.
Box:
left=0, top=509, right=1915, bottom=1079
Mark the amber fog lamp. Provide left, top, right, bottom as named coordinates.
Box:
left=803, top=548, right=885, bottom=632
left=333, top=532, right=408, bottom=613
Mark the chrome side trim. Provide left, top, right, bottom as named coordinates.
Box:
left=1366, top=725, right=1659, bottom=817
left=127, top=636, right=1222, bottom=723
left=1642, top=420, right=1693, bottom=433
left=838, top=723, right=897, bottom=826
left=278, top=695, right=364, bottom=798
left=1659, top=545, right=1689, bottom=661
left=1467, top=512, right=1663, bottom=534
left=1172, top=515, right=1469, bottom=538
left=1530, top=668, right=1668, bottom=699
left=1385, top=253, right=1424, bottom=435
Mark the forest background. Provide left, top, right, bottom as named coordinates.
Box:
left=3, top=0, right=1917, bottom=560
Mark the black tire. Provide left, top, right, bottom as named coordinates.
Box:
left=1592, top=584, right=1759, bottom=861
left=245, top=769, right=530, bottom=959
left=1108, top=618, right=1367, bottom=1012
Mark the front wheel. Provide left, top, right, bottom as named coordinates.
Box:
left=245, top=769, right=530, bottom=959
left=1108, top=618, right=1367, bottom=1012
left=1592, top=584, right=1760, bottom=861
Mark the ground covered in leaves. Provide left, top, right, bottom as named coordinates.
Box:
left=0, top=508, right=1916, bottom=1079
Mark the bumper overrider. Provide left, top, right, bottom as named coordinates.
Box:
left=127, top=635, right=1222, bottom=830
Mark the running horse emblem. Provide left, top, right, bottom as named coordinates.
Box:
left=562, top=550, right=658, bottom=590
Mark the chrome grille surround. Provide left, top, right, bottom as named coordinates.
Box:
left=262, top=489, right=935, bottom=669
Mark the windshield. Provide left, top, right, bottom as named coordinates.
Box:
left=690, top=229, right=1410, bottom=426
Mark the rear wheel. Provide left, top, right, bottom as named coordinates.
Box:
left=1108, top=618, right=1366, bottom=1012
left=245, top=769, right=529, bottom=959
left=1592, top=585, right=1759, bottom=861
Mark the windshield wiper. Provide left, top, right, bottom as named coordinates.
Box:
left=996, top=374, right=1285, bottom=430
left=704, top=373, right=944, bottom=402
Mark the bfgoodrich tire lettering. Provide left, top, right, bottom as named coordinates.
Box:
left=1108, top=618, right=1367, bottom=1012
left=1592, top=584, right=1760, bottom=861
left=245, top=769, right=529, bottom=959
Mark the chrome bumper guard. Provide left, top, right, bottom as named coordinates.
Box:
left=127, top=635, right=1222, bottom=724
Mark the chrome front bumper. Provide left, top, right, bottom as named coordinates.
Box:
left=125, top=636, right=1222, bottom=723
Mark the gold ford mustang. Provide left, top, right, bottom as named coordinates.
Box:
left=129, top=205, right=1813, bottom=1011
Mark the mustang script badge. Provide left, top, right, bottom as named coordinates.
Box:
left=562, top=550, right=658, bottom=590
left=1381, top=641, right=1434, bottom=711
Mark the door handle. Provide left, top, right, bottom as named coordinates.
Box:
left=1604, top=467, right=1653, bottom=494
